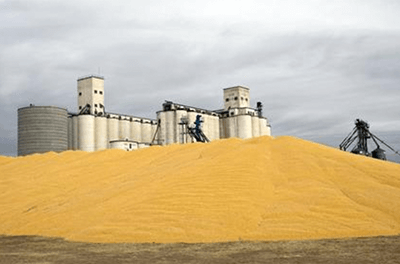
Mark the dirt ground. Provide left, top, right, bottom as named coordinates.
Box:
left=1, top=235, right=400, bottom=264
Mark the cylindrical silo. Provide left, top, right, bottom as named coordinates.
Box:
left=201, top=114, right=210, bottom=141
left=252, top=116, right=260, bottom=138
left=157, top=112, right=166, bottom=145
left=237, top=115, right=252, bottom=139
left=213, top=115, right=220, bottom=141
left=165, top=111, right=175, bottom=145
left=130, top=119, right=142, bottom=142
left=119, top=119, right=131, bottom=140
left=209, top=114, right=218, bottom=141
left=175, top=110, right=186, bottom=143
left=18, top=105, right=68, bottom=156
left=187, top=111, right=197, bottom=126
left=107, top=118, right=119, bottom=148
left=265, top=124, right=271, bottom=136
left=78, top=114, right=95, bottom=152
left=226, top=116, right=237, bottom=138
left=141, top=121, right=152, bottom=143
left=259, top=118, right=271, bottom=136
left=68, top=116, right=73, bottom=149
left=95, top=116, right=108, bottom=150
left=219, top=117, right=226, bottom=139
left=72, top=115, right=78, bottom=150
left=259, top=117, right=267, bottom=136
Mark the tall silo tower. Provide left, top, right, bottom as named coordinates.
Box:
left=223, top=86, right=250, bottom=110
left=77, top=75, right=105, bottom=115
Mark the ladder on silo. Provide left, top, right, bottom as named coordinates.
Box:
left=150, top=121, right=162, bottom=145
left=179, top=115, right=210, bottom=143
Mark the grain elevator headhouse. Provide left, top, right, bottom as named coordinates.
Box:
left=224, top=86, right=250, bottom=109
left=77, top=76, right=105, bottom=116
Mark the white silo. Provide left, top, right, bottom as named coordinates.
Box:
left=141, top=120, right=152, bottom=143
left=219, top=117, right=226, bottom=139
left=175, top=109, right=187, bottom=143
left=226, top=116, right=237, bottom=138
left=119, top=118, right=131, bottom=140
left=259, top=117, right=271, bottom=136
left=130, top=119, right=142, bottom=142
left=157, top=111, right=166, bottom=145
left=107, top=118, right=119, bottom=148
left=95, top=116, right=108, bottom=150
left=251, top=116, right=260, bottom=137
left=78, top=115, right=96, bottom=152
left=165, top=111, right=175, bottom=145
left=259, top=117, right=266, bottom=136
left=237, top=115, right=252, bottom=139
left=187, top=111, right=197, bottom=126
left=201, top=114, right=210, bottom=140
left=265, top=124, right=271, bottom=136
left=211, top=115, right=220, bottom=141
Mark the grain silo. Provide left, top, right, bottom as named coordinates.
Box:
left=119, top=118, right=131, bottom=140
left=130, top=119, right=142, bottom=142
left=78, top=115, right=95, bottom=152
left=18, top=105, right=68, bottom=156
left=95, top=116, right=108, bottom=150
left=141, top=120, right=152, bottom=143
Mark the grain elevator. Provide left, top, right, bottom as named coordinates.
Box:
left=17, top=75, right=271, bottom=155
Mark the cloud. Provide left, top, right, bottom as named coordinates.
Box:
left=1, top=0, right=400, bottom=159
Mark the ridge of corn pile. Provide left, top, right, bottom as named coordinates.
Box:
left=1, top=136, right=400, bottom=243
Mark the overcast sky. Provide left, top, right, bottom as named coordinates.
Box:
left=1, top=0, right=399, bottom=162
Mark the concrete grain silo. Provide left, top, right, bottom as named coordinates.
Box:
left=130, top=119, right=142, bottom=142
left=95, top=116, right=108, bottom=150
left=237, top=114, right=252, bottom=139
left=78, top=115, right=95, bottom=152
left=141, top=120, right=152, bottom=143
left=107, top=118, right=119, bottom=147
left=18, top=105, right=68, bottom=156
left=251, top=115, right=260, bottom=137
left=157, top=111, right=167, bottom=145
left=119, top=118, right=131, bottom=140
left=165, top=111, right=175, bottom=145
left=175, top=109, right=187, bottom=143
left=212, top=115, right=220, bottom=141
